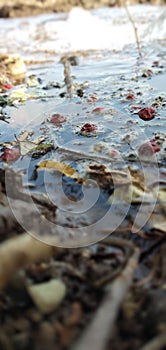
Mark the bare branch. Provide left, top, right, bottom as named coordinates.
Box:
left=73, top=245, right=140, bottom=350
left=124, top=1, right=142, bottom=58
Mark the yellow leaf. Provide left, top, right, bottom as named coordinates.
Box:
left=37, top=160, right=80, bottom=179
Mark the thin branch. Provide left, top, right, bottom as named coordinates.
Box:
left=124, top=2, right=142, bottom=58
left=73, top=246, right=140, bottom=350
left=61, top=57, right=75, bottom=98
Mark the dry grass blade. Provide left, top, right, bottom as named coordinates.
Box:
left=0, top=233, right=60, bottom=289
left=73, top=245, right=140, bottom=350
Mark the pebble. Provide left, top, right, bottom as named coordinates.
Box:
left=27, top=279, right=66, bottom=314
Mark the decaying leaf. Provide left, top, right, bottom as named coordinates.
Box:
left=18, top=135, right=46, bottom=156
left=19, top=140, right=37, bottom=155
left=17, top=131, right=32, bottom=142
left=9, top=89, right=30, bottom=103
left=37, top=160, right=81, bottom=180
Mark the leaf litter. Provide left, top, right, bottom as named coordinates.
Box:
left=0, top=28, right=166, bottom=350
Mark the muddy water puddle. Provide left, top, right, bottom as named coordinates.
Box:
left=0, top=5, right=166, bottom=246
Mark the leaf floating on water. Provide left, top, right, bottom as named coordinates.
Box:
left=17, top=131, right=33, bottom=142
left=18, top=135, right=46, bottom=155
left=9, top=90, right=30, bottom=103
left=37, top=160, right=81, bottom=180
left=19, top=140, right=37, bottom=155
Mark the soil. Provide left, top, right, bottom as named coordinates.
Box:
left=0, top=0, right=165, bottom=18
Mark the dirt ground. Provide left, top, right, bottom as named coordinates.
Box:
left=0, top=0, right=165, bottom=17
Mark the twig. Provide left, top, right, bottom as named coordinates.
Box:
left=61, top=57, right=74, bottom=98
left=93, top=237, right=135, bottom=287
left=0, top=233, right=60, bottom=289
left=124, top=1, right=142, bottom=58
left=73, top=246, right=140, bottom=350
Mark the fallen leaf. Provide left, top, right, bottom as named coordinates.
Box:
left=19, top=140, right=37, bottom=155
left=37, top=160, right=80, bottom=179
left=9, top=90, right=29, bottom=103
left=17, top=131, right=32, bottom=142
left=18, top=136, right=46, bottom=155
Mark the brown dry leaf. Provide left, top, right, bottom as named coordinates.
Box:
left=37, top=160, right=80, bottom=180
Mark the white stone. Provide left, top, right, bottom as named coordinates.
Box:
left=28, top=279, right=66, bottom=314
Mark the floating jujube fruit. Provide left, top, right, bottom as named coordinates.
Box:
left=0, top=148, right=20, bottom=162
left=49, top=114, right=68, bottom=125
left=138, top=107, right=157, bottom=121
